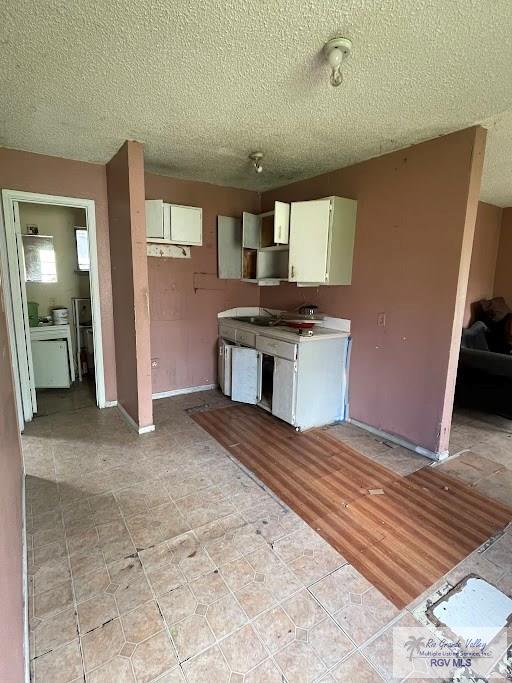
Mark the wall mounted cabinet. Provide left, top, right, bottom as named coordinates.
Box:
left=218, top=202, right=290, bottom=285
left=288, top=196, right=357, bottom=285
left=217, top=196, right=356, bottom=286
left=145, top=200, right=202, bottom=246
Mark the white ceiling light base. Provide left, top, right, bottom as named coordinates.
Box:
left=249, top=151, right=264, bottom=174
left=324, top=37, right=352, bottom=87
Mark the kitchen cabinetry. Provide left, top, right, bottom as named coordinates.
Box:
left=217, top=202, right=290, bottom=284
left=218, top=319, right=348, bottom=430
left=217, top=196, right=357, bottom=286
left=288, top=196, right=357, bottom=285
left=271, top=356, right=297, bottom=424
left=231, top=347, right=260, bottom=404
left=145, top=200, right=202, bottom=246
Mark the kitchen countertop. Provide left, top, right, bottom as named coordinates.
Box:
left=219, top=317, right=349, bottom=343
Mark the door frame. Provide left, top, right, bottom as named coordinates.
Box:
left=0, top=189, right=107, bottom=428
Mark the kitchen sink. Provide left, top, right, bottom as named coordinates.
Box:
left=233, top=316, right=277, bottom=326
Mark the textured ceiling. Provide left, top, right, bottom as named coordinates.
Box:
left=1, top=1, right=512, bottom=204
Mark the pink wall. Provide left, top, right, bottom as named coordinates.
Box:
left=261, top=127, right=486, bottom=455
left=0, top=147, right=117, bottom=402
left=494, top=207, right=512, bottom=308
left=0, top=275, right=24, bottom=682
left=463, top=202, right=503, bottom=326
left=145, top=174, right=260, bottom=393
left=107, top=142, right=153, bottom=428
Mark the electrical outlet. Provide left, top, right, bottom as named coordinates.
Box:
left=151, top=358, right=159, bottom=368
left=377, top=312, right=386, bottom=327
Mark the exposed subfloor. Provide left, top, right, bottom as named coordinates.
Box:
left=24, top=390, right=512, bottom=682
left=437, top=408, right=512, bottom=506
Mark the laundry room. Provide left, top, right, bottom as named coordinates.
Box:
left=19, top=202, right=96, bottom=414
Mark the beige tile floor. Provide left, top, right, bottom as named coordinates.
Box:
left=23, top=391, right=512, bottom=682
left=35, top=377, right=96, bottom=417
left=436, top=408, right=512, bottom=506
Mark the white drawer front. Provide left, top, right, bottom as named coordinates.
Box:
left=236, top=329, right=256, bottom=347
left=219, top=324, right=236, bottom=343
left=256, top=335, right=297, bottom=361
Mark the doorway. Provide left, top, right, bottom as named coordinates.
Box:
left=0, top=190, right=106, bottom=429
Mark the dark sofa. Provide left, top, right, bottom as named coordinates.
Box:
left=456, top=299, right=512, bottom=418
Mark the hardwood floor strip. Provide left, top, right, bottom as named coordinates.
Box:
left=408, top=468, right=512, bottom=525
left=194, top=405, right=512, bottom=608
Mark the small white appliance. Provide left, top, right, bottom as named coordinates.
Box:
left=52, top=307, right=68, bottom=325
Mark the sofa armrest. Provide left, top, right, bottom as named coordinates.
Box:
left=459, top=348, right=512, bottom=378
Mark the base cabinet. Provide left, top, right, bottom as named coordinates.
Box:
left=271, top=357, right=297, bottom=424
left=231, top=347, right=260, bottom=404
left=218, top=338, right=233, bottom=396
left=218, top=326, right=348, bottom=430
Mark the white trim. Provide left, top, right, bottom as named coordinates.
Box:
left=104, top=400, right=118, bottom=408
left=348, top=417, right=448, bottom=462
left=0, top=190, right=107, bottom=425
left=1, top=195, right=33, bottom=422
left=152, top=383, right=217, bottom=400
left=0, top=211, right=24, bottom=429
left=117, top=402, right=155, bottom=434
left=21, top=469, right=29, bottom=683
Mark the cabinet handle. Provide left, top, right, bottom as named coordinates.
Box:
left=290, top=265, right=295, bottom=279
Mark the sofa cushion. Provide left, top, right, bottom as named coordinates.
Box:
left=480, top=296, right=511, bottom=322
left=461, top=321, right=489, bottom=350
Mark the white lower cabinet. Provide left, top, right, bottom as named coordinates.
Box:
left=218, top=338, right=233, bottom=396
left=271, top=357, right=297, bottom=424
left=231, top=347, right=260, bottom=404
left=219, top=325, right=348, bottom=430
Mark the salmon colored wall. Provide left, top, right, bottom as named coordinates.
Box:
left=0, top=274, right=24, bottom=682
left=261, top=127, right=486, bottom=455
left=494, top=207, right=512, bottom=308
left=107, top=142, right=153, bottom=428
left=0, top=147, right=117, bottom=402
left=463, top=202, right=503, bottom=326
left=145, top=174, right=260, bottom=394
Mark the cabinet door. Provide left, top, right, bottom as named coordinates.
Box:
left=242, top=212, right=261, bottom=248
left=272, top=357, right=297, bottom=424
left=231, top=347, right=260, bottom=404
left=274, top=201, right=290, bottom=244
left=170, top=205, right=202, bottom=245
left=32, top=340, right=71, bottom=389
left=288, top=199, right=331, bottom=282
left=218, top=216, right=242, bottom=279
left=218, top=338, right=233, bottom=396
left=145, top=200, right=165, bottom=240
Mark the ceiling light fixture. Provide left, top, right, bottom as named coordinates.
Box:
left=323, top=37, right=352, bottom=87
left=249, top=151, right=264, bottom=174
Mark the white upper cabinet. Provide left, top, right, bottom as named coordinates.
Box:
left=219, top=203, right=290, bottom=283
left=242, top=201, right=290, bottom=248
left=218, top=216, right=242, bottom=279
left=288, top=199, right=331, bottom=283
left=145, top=200, right=202, bottom=246
left=145, top=200, right=165, bottom=240
left=170, top=205, right=202, bottom=245
left=274, top=201, right=290, bottom=244
left=288, top=196, right=357, bottom=285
